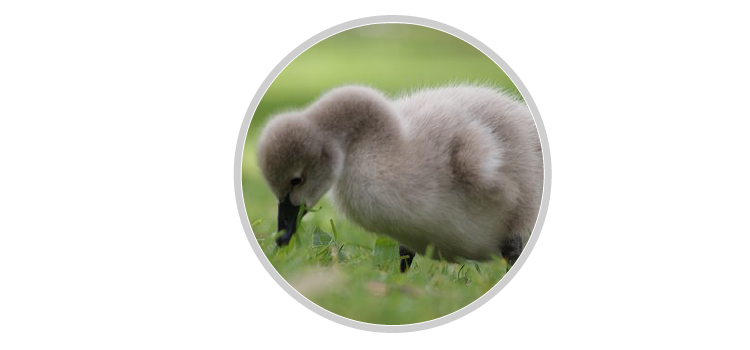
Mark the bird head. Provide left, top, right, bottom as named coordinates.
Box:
left=256, top=112, right=343, bottom=246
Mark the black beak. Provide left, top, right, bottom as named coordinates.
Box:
left=276, top=193, right=301, bottom=246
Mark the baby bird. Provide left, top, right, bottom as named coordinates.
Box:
left=256, top=85, right=543, bottom=267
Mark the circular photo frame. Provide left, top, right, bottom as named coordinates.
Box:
left=235, top=15, right=551, bottom=332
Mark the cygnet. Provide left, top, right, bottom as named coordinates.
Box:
left=256, top=85, right=543, bottom=269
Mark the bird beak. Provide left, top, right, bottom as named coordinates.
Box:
left=276, top=193, right=301, bottom=246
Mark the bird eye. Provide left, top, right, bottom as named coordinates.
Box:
left=290, top=177, right=303, bottom=187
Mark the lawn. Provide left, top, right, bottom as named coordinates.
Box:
left=241, top=24, right=520, bottom=325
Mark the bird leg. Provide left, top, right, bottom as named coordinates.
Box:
left=500, top=233, right=523, bottom=266
left=399, top=245, right=415, bottom=273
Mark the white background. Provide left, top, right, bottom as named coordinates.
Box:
left=1, top=1, right=749, bottom=348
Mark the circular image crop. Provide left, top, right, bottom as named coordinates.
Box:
left=237, top=17, right=549, bottom=330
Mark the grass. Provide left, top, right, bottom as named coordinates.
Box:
left=242, top=24, right=517, bottom=325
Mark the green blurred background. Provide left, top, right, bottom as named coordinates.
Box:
left=242, top=24, right=520, bottom=325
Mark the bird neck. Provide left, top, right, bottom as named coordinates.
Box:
left=308, top=86, right=403, bottom=153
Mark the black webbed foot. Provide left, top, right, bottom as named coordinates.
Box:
left=399, top=245, right=415, bottom=273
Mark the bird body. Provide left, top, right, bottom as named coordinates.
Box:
left=257, top=85, right=542, bottom=263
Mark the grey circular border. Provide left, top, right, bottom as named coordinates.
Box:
left=234, top=15, right=551, bottom=333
